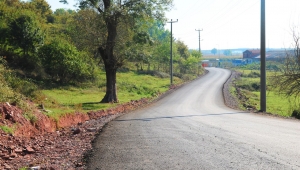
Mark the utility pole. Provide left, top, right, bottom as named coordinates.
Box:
left=260, top=0, right=266, bottom=112
left=195, top=29, right=203, bottom=53
left=167, top=19, right=178, bottom=85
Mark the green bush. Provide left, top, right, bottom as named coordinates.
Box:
left=182, top=74, right=194, bottom=81
left=292, top=109, right=300, bottom=119
left=38, top=39, right=96, bottom=84
left=5, top=74, right=38, bottom=97
left=117, top=67, right=130, bottom=73
left=251, top=82, right=260, bottom=91
left=238, top=82, right=260, bottom=91
left=137, top=70, right=169, bottom=78
left=243, top=72, right=260, bottom=78
left=0, top=59, right=20, bottom=103
left=173, top=72, right=183, bottom=79
left=119, top=81, right=159, bottom=96
left=8, top=11, right=44, bottom=54
left=24, top=112, right=37, bottom=124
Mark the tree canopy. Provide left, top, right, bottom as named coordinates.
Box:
left=0, top=0, right=203, bottom=104
left=70, top=0, right=174, bottom=102
left=211, top=48, right=217, bottom=55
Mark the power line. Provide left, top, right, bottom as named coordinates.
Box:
left=205, top=0, right=260, bottom=35
left=180, top=0, right=216, bottom=19
left=200, top=0, right=240, bottom=27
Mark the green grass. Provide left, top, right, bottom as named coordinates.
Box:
left=253, top=91, right=296, bottom=117
left=234, top=69, right=298, bottom=117
left=41, top=71, right=184, bottom=120
left=0, top=125, right=15, bottom=134
left=19, top=168, right=28, bottom=170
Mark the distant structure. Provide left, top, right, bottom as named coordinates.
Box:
left=243, top=49, right=261, bottom=58
left=243, top=49, right=288, bottom=61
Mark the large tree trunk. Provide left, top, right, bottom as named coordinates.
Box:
left=99, top=11, right=119, bottom=103
left=100, top=63, right=118, bottom=103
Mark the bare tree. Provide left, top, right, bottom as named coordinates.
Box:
left=272, top=29, right=300, bottom=98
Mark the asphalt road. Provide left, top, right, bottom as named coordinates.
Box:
left=87, top=68, right=300, bottom=170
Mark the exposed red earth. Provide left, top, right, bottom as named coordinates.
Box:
left=0, top=98, right=149, bottom=169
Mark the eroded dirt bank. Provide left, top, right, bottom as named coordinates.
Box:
left=0, top=99, right=149, bottom=169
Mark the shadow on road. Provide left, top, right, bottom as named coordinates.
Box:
left=115, top=111, right=249, bottom=122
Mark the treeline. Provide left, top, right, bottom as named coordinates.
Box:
left=0, top=0, right=202, bottom=85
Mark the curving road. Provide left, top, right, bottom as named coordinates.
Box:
left=87, top=68, right=300, bottom=170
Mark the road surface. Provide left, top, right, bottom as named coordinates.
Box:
left=87, top=68, right=300, bottom=170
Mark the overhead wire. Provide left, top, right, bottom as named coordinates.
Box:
left=205, top=0, right=260, bottom=35
left=172, top=0, right=258, bottom=39
left=179, top=0, right=218, bottom=20
left=200, top=0, right=240, bottom=27
left=168, top=0, right=260, bottom=49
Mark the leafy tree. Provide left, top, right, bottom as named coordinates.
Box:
left=179, top=55, right=198, bottom=74
left=211, top=48, right=217, bottom=55
left=53, top=8, right=75, bottom=24
left=27, top=0, right=53, bottom=22
left=176, top=40, right=189, bottom=59
left=68, top=9, right=106, bottom=57
left=8, top=11, right=44, bottom=56
left=38, top=39, right=96, bottom=83
left=190, top=49, right=201, bottom=58
left=147, top=21, right=171, bottom=71
left=65, top=0, right=173, bottom=103
left=148, top=20, right=169, bottom=41
left=152, top=38, right=171, bottom=72
left=4, top=0, right=24, bottom=8
left=0, top=1, right=19, bottom=58
left=223, top=49, right=232, bottom=56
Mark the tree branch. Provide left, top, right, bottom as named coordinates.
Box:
left=59, top=0, right=68, bottom=4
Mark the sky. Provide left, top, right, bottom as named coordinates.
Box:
left=47, top=0, right=300, bottom=50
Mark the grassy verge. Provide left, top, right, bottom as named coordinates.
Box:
left=253, top=91, right=296, bottom=117
left=1, top=58, right=195, bottom=123
left=40, top=70, right=185, bottom=120
left=232, top=68, right=297, bottom=117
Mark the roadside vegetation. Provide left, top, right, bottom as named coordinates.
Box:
left=224, top=28, right=300, bottom=119
left=0, top=0, right=204, bottom=131
left=231, top=60, right=300, bottom=118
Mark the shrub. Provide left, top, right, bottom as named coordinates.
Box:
left=251, top=82, right=260, bottom=91
left=119, top=81, right=159, bottom=96
left=137, top=70, right=169, bottom=78
left=292, top=109, right=300, bottom=119
left=238, top=82, right=260, bottom=91
left=173, top=72, right=183, bottom=79
left=8, top=11, right=44, bottom=55
left=0, top=58, right=21, bottom=103
left=38, top=39, right=96, bottom=84
left=246, top=72, right=260, bottom=78
left=182, top=74, right=194, bottom=81
left=4, top=74, right=38, bottom=97
left=117, top=67, right=130, bottom=73
left=24, top=112, right=37, bottom=125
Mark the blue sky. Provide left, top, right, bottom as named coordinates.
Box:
left=47, top=0, right=300, bottom=50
